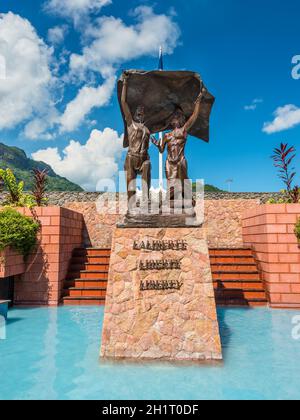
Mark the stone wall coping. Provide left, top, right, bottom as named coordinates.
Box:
left=0, top=205, right=83, bottom=217
left=0, top=191, right=285, bottom=207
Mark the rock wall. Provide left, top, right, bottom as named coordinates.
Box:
left=65, top=198, right=260, bottom=249
left=205, top=199, right=259, bottom=248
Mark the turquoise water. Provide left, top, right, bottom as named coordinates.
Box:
left=0, top=306, right=300, bottom=400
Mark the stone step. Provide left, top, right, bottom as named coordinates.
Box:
left=215, top=289, right=267, bottom=300
left=216, top=298, right=268, bottom=307
left=69, top=263, right=110, bottom=271
left=66, top=270, right=109, bottom=280
left=209, top=248, right=253, bottom=256
left=211, top=263, right=258, bottom=273
left=79, top=270, right=109, bottom=280
left=67, top=288, right=107, bottom=298
left=212, top=271, right=261, bottom=280
left=63, top=247, right=267, bottom=307
left=65, top=279, right=108, bottom=289
left=71, top=256, right=110, bottom=264
left=63, top=296, right=106, bottom=306
left=210, top=256, right=255, bottom=264
left=213, top=280, right=265, bottom=290
left=63, top=248, right=111, bottom=305
left=72, top=248, right=111, bottom=258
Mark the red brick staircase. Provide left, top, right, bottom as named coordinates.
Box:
left=63, top=247, right=268, bottom=307
left=210, top=248, right=268, bottom=307
left=63, top=248, right=110, bottom=306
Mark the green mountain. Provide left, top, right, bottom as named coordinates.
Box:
left=192, top=182, right=224, bottom=192
left=0, top=142, right=83, bottom=192
left=204, top=184, right=224, bottom=192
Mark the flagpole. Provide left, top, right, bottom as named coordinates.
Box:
left=158, top=46, right=164, bottom=192
left=159, top=131, right=163, bottom=190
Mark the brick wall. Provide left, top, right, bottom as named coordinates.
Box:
left=242, top=204, right=300, bottom=308
left=0, top=248, right=25, bottom=279
left=13, top=207, right=83, bottom=306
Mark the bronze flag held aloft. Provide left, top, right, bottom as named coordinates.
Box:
left=117, top=70, right=215, bottom=148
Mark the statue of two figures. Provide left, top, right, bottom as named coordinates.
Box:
left=118, top=70, right=215, bottom=225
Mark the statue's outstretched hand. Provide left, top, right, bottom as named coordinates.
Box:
left=151, top=136, right=159, bottom=147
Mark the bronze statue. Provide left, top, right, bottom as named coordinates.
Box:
left=121, top=73, right=151, bottom=209
left=117, top=70, right=214, bottom=225
left=152, top=87, right=206, bottom=209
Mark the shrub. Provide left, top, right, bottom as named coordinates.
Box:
left=32, top=169, right=48, bottom=207
left=0, top=208, right=40, bottom=258
left=270, top=143, right=300, bottom=204
left=0, top=169, right=35, bottom=207
left=268, top=189, right=300, bottom=204
left=295, top=218, right=300, bottom=243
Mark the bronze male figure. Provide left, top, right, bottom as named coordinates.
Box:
left=121, top=73, right=151, bottom=210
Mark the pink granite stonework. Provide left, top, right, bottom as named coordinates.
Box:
left=100, top=227, right=222, bottom=362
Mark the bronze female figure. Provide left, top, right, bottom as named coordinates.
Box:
left=152, top=87, right=206, bottom=209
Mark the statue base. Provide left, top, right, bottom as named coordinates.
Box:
left=100, top=226, right=222, bottom=363
left=118, top=212, right=201, bottom=228
left=118, top=200, right=201, bottom=228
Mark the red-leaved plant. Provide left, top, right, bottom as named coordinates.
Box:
left=271, top=143, right=300, bottom=203
left=32, top=169, right=48, bottom=207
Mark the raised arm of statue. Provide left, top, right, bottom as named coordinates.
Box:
left=121, top=73, right=133, bottom=126
left=184, top=87, right=206, bottom=132
left=151, top=135, right=168, bottom=154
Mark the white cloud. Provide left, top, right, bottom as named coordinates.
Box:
left=263, top=104, right=300, bottom=134
left=69, top=6, right=180, bottom=80
left=23, top=109, right=60, bottom=140
left=60, top=75, right=115, bottom=132
left=60, top=6, right=180, bottom=132
left=0, top=6, right=180, bottom=138
left=48, top=25, right=68, bottom=45
left=244, top=98, right=263, bottom=111
left=32, top=128, right=123, bottom=191
left=44, top=0, right=111, bottom=23
left=0, top=12, right=57, bottom=134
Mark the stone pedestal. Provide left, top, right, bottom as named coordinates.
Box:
left=118, top=213, right=201, bottom=228
left=100, top=227, right=222, bottom=362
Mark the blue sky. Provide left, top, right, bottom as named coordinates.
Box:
left=1, top=0, right=300, bottom=191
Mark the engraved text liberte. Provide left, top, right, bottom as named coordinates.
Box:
left=135, top=240, right=187, bottom=291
